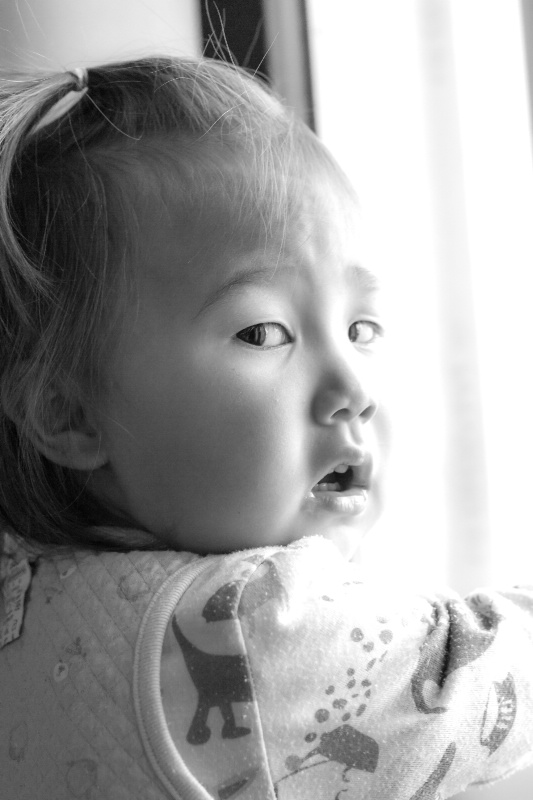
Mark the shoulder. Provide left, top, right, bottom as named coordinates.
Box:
left=0, top=541, right=202, bottom=800
left=139, top=538, right=533, bottom=799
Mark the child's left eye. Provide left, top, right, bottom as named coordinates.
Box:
left=348, top=320, right=383, bottom=345
left=236, top=323, right=292, bottom=348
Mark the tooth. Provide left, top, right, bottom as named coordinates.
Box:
left=335, top=464, right=349, bottom=473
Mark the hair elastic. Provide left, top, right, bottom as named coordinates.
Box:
left=30, top=68, right=89, bottom=135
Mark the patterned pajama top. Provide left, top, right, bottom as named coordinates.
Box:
left=1, top=534, right=533, bottom=799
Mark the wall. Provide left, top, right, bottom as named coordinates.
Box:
left=0, top=0, right=201, bottom=68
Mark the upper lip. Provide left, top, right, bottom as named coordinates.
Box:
left=314, top=450, right=373, bottom=490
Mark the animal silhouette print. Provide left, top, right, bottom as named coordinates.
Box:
left=172, top=618, right=254, bottom=745
left=302, top=724, right=378, bottom=775
left=202, top=560, right=288, bottom=625
left=276, top=724, right=379, bottom=794
left=480, top=673, right=517, bottom=754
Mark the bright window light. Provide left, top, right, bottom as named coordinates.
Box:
left=306, top=0, right=533, bottom=590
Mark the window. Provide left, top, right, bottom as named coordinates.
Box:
left=300, top=0, right=533, bottom=600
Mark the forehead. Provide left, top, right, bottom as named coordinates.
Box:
left=129, top=144, right=362, bottom=287
left=117, top=134, right=366, bottom=316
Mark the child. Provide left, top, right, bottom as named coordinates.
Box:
left=0, top=56, right=532, bottom=800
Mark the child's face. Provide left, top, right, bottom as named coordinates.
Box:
left=92, top=159, right=390, bottom=559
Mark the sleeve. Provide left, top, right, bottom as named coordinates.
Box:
left=133, top=536, right=533, bottom=800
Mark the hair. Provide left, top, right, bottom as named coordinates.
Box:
left=0, top=54, right=338, bottom=552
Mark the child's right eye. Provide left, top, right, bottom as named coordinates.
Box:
left=236, top=323, right=292, bottom=348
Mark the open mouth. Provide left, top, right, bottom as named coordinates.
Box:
left=313, top=464, right=355, bottom=493
left=312, top=459, right=372, bottom=494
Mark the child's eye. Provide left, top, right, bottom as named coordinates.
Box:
left=348, top=320, right=383, bottom=346
left=236, top=323, right=292, bottom=348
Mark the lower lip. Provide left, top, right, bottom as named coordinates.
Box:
left=308, top=488, right=368, bottom=516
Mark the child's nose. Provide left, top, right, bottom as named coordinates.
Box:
left=311, top=354, right=377, bottom=427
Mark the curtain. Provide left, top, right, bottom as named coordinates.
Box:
left=303, top=0, right=533, bottom=796
left=305, top=0, right=533, bottom=588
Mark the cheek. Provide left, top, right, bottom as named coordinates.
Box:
left=105, top=362, right=297, bottom=496
left=176, top=376, right=292, bottom=484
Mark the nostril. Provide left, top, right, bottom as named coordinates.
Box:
left=331, top=407, right=356, bottom=422
left=360, top=401, right=378, bottom=423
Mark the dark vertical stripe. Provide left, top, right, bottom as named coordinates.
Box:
left=200, top=0, right=269, bottom=78
left=297, top=0, right=315, bottom=130
left=521, top=0, right=533, bottom=147
left=199, top=0, right=316, bottom=129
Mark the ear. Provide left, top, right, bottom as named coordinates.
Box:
left=27, top=393, right=109, bottom=471
left=31, top=427, right=108, bottom=471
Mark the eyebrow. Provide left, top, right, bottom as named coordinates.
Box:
left=196, top=267, right=277, bottom=316
left=349, top=264, right=381, bottom=293
left=198, top=263, right=380, bottom=315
